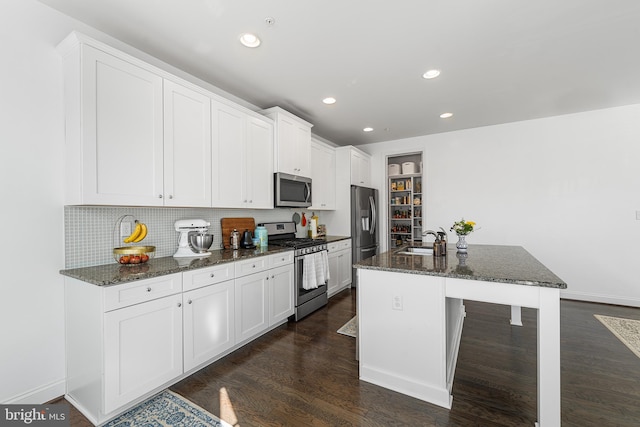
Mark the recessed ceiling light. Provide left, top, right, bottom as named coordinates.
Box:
left=363, top=127, right=374, bottom=132
left=239, top=33, right=261, bottom=48
left=423, top=69, right=441, bottom=79
left=322, top=97, right=336, bottom=105
left=440, top=112, right=453, bottom=119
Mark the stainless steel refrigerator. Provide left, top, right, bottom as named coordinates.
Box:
left=351, top=185, right=378, bottom=286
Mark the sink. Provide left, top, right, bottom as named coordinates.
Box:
left=394, top=246, right=433, bottom=256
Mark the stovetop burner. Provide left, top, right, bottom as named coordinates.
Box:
left=269, top=237, right=324, bottom=248
left=260, top=221, right=328, bottom=255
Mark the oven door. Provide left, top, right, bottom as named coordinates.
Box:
left=295, top=252, right=327, bottom=306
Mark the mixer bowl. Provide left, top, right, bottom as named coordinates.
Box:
left=189, top=233, right=214, bottom=253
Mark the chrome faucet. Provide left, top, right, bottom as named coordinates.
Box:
left=422, top=229, right=438, bottom=239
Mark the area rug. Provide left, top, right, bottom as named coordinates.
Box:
left=337, top=316, right=357, bottom=338
left=104, top=389, right=230, bottom=427
left=594, top=314, right=640, bottom=359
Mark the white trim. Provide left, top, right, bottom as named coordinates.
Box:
left=4, top=379, right=65, bottom=404
left=561, top=290, right=640, bottom=308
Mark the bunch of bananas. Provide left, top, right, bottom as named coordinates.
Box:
left=123, top=221, right=148, bottom=243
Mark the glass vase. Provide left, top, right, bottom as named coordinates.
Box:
left=456, top=234, right=468, bottom=253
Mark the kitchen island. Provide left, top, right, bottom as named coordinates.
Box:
left=354, top=244, right=566, bottom=427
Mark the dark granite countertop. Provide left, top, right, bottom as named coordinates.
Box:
left=323, top=235, right=350, bottom=243
left=60, top=246, right=293, bottom=287
left=354, top=244, right=566, bottom=289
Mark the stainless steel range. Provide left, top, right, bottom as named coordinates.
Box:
left=260, top=221, right=328, bottom=321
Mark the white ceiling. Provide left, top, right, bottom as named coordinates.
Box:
left=40, top=0, right=640, bottom=146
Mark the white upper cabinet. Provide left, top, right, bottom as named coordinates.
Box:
left=64, top=43, right=165, bottom=206
left=58, top=32, right=270, bottom=208
left=211, top=102, right=246, bottom=208
left=309, top=139, right=336, bottom=210
left=245, top=116, right=274, bottom=208
left=163, top=80, right=212, bottom=207
left=336, top=146, right=373, bottom=191
left=350, top=148, right=372, bottom=187
left=261, top=107, right=313, bottom=178
left=212, top=101, right=274, bottom=209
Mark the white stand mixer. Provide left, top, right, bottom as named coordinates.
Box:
left=173, top=219, right=213, bottom=258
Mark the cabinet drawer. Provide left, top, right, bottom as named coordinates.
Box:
left=103, top=273, right=182, bottom=311
left=182, top=263, right=234, bottom=292
left=235, top=256, right=269, bottom=278
left=328, top=239, right=351, bottom=252
left=269, top=251, right=294, bottom=268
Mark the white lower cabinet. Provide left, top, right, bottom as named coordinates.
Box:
left=328, top=239, right=353, bottom=297
left=183, top=280, right=235, bottom=372
left=65, top=273, right=183, bottom=425
left=65, top=253, right=294, bottom=425
left=268, top=264, right=295, bottom=326
left=104, top=293, right=183, bottom=414
left=235, top=272, right=269, bottom=343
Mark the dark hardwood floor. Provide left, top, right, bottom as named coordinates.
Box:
left=62, top=289, right=640, bottom=426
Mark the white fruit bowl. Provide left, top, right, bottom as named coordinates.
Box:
left=113, top=246, right=156, bottom=265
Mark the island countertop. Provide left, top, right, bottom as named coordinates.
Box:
left=354, top=244, right=567, bottom=289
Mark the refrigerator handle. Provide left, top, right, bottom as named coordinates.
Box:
left=369, top=195, right=376, bottom=235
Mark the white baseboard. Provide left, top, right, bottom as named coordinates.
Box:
left=4, top=379, right=65, bottom=404
left=561, top=290, right=640, bottom=308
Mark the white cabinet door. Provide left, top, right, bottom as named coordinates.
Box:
left=104, top=294, right=183, bottom=413
left=327, top=241, right=353, bottom=297
left=262, top=107, right=312, bottom=177
left=268, top=264, right=294, bottom=326
left=309, top=140, right=336, bottom=210
left=246, top=116, right=274, bottom=209
left=163, top=80, right=211, bottom=207
left=338, top=250, right=353, bottom=289
left=275, top=115, right=299, bottom=176
left=211, top=101, right=246, bottom=208
left=351, top=150, right=371, bottom=187
left=235, top=272, right=269, bottom=343
left=81, top=45, right=164, bottom=206
left=327, top=251, right=340, bottom=297
left=183, top=280, right=235, bottom=372
left=212, top=102, right=274, bottom=209
left=293, top=123, right=312, bottom=177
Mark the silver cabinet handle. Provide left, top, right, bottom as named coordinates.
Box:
left=146, top=287, right=152, bottom=292
left=252, top=264, right=256, bottom=268
left=188, top=300, right=192, bottom=304
left=271, top=275, right=275, bottom=279
left=158, top=194, right=163, bottom=198
left=169, top=195, right=173, bottom=199
left=177, top=302, right=182, bottom=308
left=210, top=273, right=215, bottom=277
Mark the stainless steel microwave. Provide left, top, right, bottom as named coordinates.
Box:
left=274, top=172, right=312, bottom=208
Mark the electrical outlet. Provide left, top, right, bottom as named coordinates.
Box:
left=120, top=222, right=132, bottom=240
left=392, top=295, right=403, bottom=311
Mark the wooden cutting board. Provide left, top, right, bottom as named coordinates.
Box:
left=221, top=217, right=256, bottom=249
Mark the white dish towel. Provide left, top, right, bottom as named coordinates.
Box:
left=303, top=253, right=318, bottom=290
left=314, top=251, right=330, bottom=285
